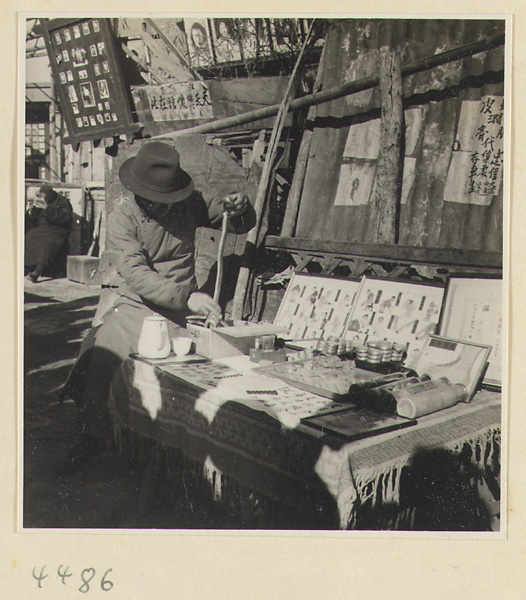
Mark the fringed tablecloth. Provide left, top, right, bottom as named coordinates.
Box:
left=109, top=357, right=501, bottom=530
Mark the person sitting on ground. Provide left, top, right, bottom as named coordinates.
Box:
left=57, top=141, right=255, bottom=475
left=25, top=184, right=73, bottom=283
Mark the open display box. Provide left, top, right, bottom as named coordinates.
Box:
left=298, top=334, right=491, bottom=439
left=344, top=276, right=445, bottom=369
left=273, top=272, right=361, bottom=341
left=412, top=334, right=492, bottom=402
left=187, top=273, right=500, bottom=389
left=437, top=274, right=503, bottom=389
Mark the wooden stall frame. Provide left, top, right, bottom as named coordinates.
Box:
left=265, top=236, right=502, bottom=282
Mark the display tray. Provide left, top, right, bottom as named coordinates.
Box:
left=254, top=356, right=385, bottom=400
left=273, top=272, right=361, bottom=341
left=344, top=275, right=445, bottom=370
left=301, top=406, right=416, bottom=441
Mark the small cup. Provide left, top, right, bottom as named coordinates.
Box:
left=171, top=336, right=193, bottom=357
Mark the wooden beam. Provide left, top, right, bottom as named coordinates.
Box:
left=120, top=43, right=168, bottom=84
left=265, top=236, right=503, bottom=270
left=155, top=32, right=505, bottom=138
left=144, top=18, right=201, bottom=81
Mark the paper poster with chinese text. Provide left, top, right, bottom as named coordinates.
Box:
left=134, top=81, right=213, bottom=121
left=444, top=96, right=504, bottom=205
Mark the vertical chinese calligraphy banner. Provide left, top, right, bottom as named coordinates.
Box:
left=444, top=95, right=504, bottom=205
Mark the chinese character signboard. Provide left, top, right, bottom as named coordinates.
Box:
left=444, top=95, right=504, bottom=206
left=132, top=81, right=213, bottom=122
left=41, top=18, right=139, bottom=144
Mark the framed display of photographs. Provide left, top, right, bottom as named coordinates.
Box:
left=273, top=273, right=361, bottom=341
left=40, top=17, right=139, bottom=143
left=344, top=276, right=445, bottom=369
left=437, top=274, right=503, bottom=388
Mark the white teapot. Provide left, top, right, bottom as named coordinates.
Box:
left=137, top=314, right=170, bottom=359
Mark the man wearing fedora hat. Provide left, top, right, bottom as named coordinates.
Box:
left=57, top=141, right=255, bottom=475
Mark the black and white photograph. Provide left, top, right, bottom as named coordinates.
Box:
left=8, top=5, right=526, bottom=598
left=21, top=14, right=507, bottom=535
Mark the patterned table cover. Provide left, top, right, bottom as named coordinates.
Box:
left=109, top=356, right=501, bottom=530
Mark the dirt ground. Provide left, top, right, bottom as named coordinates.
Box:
left=23, top=275, right=240, bottom=530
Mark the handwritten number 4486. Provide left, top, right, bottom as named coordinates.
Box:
left=32, top=565, right=114, bottom=592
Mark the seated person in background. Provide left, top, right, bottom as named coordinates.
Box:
left=57, top=141, right=255, bottom=475
left=25, top=184, right=73, bottom=283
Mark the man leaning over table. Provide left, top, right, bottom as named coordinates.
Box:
left=56, top=141, right=255, bottom=475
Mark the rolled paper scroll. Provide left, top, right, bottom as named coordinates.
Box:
left=396, top=381, right=467, bottom=419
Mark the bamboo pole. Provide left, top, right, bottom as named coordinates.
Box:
left=120, top=42, right=168, bottom=84
left=154, top=32, right=504, bottom=139
left=231, top=22, right=316, bottom=320
left=48, top=82, right=58, bottom=181
left=213, top=212, right=229, bottom=304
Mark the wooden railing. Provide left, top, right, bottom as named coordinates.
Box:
left=265, top=236, right=502, bottom=283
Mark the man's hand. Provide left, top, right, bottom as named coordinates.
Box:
left=187, top=292, right=221, bottom=317
left=222, top=193, right=248, bottom=217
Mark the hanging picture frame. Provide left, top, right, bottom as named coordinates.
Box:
left=40, top=17, right=140, bottom=143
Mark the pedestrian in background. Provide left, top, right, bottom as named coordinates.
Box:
left=25, top=184, right=73, bottom=283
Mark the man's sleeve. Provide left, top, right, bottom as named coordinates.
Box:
left=107, top=209, right=197, bottom=311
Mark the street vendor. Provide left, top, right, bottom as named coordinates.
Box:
left=25, top=184, right=73, bottom=283
left=56, top=141, right=255, bottom=475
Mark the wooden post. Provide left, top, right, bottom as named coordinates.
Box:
left=48, top=82, right=59, bottom=181
left=372, top=48, right=403, bottom=244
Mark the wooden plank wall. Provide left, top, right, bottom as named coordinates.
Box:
left=64, top=141, right=106, bottom=186
left=293, top=19, right=505, bottom=252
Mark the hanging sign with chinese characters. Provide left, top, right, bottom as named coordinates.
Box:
left=133, top=81, right=213, bottom=121
left=444, top=95, right=504, bottom=206
left=40, top=18, right=139, bottom=144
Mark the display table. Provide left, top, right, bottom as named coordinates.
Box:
left=108, top=355, right=501, bottom=530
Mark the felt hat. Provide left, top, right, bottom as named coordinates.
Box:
left=119, top=142, right=194, bottom=204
